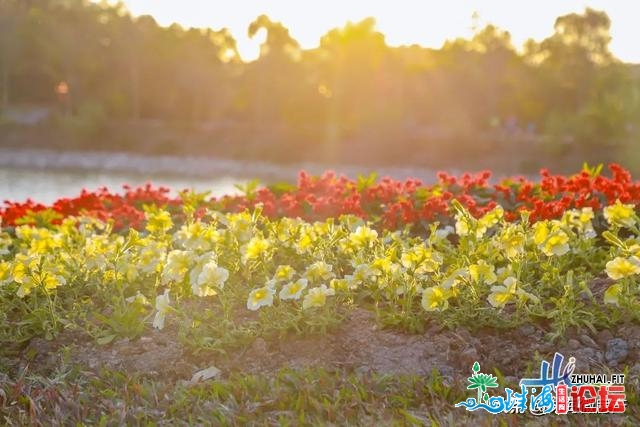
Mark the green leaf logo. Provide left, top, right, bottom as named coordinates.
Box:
left=466, top=362, right=499, bottom=403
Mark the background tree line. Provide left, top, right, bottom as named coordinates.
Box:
left=1, top=0, right=639, bottom=170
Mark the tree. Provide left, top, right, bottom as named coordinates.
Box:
left=0, top=0, right=23, bottom=113
left=248, top=14, right=300, bottom=61
left=316, top=18, right=390, bottom=138
left=526, top=8, right=623, bottom=145
left=530, top=8, right=614, bottom=114
left=246, top=15, right=303, bottom=128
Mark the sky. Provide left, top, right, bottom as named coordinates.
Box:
left=114, top=0, right=640, bottom=63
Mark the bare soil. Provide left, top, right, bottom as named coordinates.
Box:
left=11, top=308, right=640, bottom=392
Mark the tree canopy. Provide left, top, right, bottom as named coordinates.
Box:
left=0, top=1, right=638, bottom=163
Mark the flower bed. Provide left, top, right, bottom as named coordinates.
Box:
left=1, top=165, right=640, bottom=424
left=1, top=191, right=639, bottom=346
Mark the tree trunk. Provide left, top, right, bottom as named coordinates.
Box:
left=0, top=60, right=9, bottom=112
left=130, top=60, right=140, bottom=120
left=1, top=49, right=8, bottom=113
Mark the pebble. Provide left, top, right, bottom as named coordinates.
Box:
left=629, top=363, right=640, bottom=380
left=251, top=337, right=268, bottom=354
left=579, top=334, right=598, bottom=349
left=621, top=326, right=640, bottom=349
left=567, top=339, right=581, bottom=350
left=355, top=365, right=371, bottom=375
left=605, top=339, right=629, bottom=365
left=459, top=347, right=479, bottom=367
left=597, top=330, right=614, bottom=347
left=518, top=325, right=536, bottom=336
left=573, top=347, right=604, bottom=371
left=434, top=365, right=455, bottom=377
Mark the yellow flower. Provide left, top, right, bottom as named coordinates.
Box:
left=498, top=226, right=526, bottom=259
left=228, top=212, right=254, bottom=243
left=175, top=222, right=216, bottom=251
left=313, top=221, right=332, bottom=236
left=454, top=213, right=471, bottom=237
left=604, top=283, right=623, bottom=306
left=401, top=245, right=443, bottom=274
left=126, top=291, right=150, bottom=306
left=16, top=276, right=36, bottom=298
left=605, top=256, right=640, bottom=280
left=604, top=200, right=636, bottom=228
left=487, top=277, right=519, bottom=308
left=533, top=221, right=550, bottom=245
left=469, top=260, right=497, bottom=285
left=348, top=226, right=378, bottom=248
left=11, top=255, right=44, bottom=297
left=243, top=237, right=270, bottom=263
left=275, top=217, right=302, bottom=242
left=371, top=257, right=392, bottom=274
left=534, top=222, right=570, bottom=256
left=579, top=207, right=594, bottom=224
left=295, top=228, right=315, bottom=254
left=542, top=231, right=570, bottom=256
left=562, top=208, right=596, bottom=238
left=145, top=210, right=173, bottom=234
left=304, top=261, right=335, bottom=283
left=162, top=250, right=192, bottom=284
left=421, top=286, right=449, bottom=311
left=477, top=206, right=504, bottom=237
left=487, top=277, right=539, bottom=308
left=153, top=290, right=171, bottom=330
left=116, top=256, right=139, bottom=282
left=138, top=239, right=167, bottom=274
left=344, top=263, right=378, bottom=289
left=302, top=284, right=335, bottom=309
left=274, top=265, right=296, bottom=282
left=16, top=227, right=63, bottom=255
left=82, top=236, right=107, bottom=271
left=439, top=268, right=468, bottom=297
left=193, top=261, right=229, bottom=296
left=247, top=286, right=275, bottom=311
left=41, top=271, right=65, bottom=291
left=329, top=278, right=349, bottom=291
left=0, top=261, right=10, bottom=284
left=279, top=278, right=308, bottom=300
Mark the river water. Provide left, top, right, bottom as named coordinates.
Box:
left=0, top=166, right=246, bottom=204
left=0, top=148, right=451, bottom=204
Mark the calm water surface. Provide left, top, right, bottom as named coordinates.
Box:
left=0, top=167, right=245, bottom=204
left=0, top=148, right=477, bottom=205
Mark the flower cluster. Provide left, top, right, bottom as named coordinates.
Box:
left=4, top=165, right=640, bottom=234
left=1, top=194, right=637, bottom=342
left=1, top=183, right=179, bottom=230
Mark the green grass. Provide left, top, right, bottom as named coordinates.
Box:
left=1, top=362, right=637, bottom=426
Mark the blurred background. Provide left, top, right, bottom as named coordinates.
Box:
left=0, top=0, right=639, bottom=201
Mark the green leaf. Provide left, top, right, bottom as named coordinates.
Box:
left=96, top=334, right=117, bottom=345
left=14, top=208, right=63, bottom=228
left=234, top=179, right=261, bottom=201
left=267, top=181, right=297, bottom=196
left=356, top=172, right=377, bottom=192
left=602, top=231, right=626, bottom=249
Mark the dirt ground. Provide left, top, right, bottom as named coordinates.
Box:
left=10, top=308, right=640, bottom=393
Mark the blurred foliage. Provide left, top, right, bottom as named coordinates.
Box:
left=0, top=1, right=638, bottom=156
